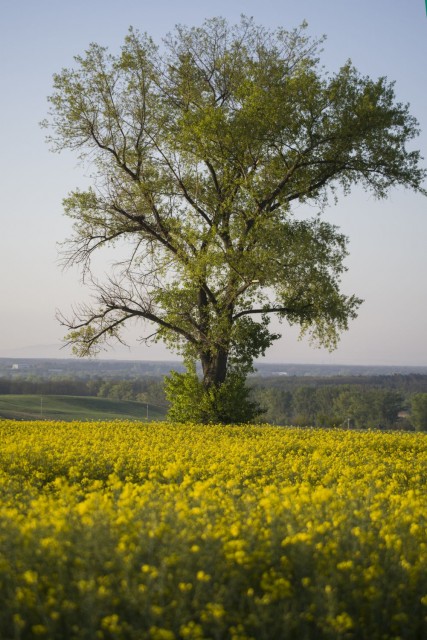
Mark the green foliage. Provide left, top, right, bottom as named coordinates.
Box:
left=44, top=17, right=426, bottom=424
left=411, top=393, right=427, bottom=431
left=332, top=388, right=404, bottom=429
left=252, top=382, right=405, bottom=429
left=228, top=316, right=279, bottom=376
left=165, top=370, right=260, bottom=424
left=254, top=387, right=294, bottom=426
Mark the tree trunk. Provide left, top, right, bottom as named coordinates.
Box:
left=200, top=348, right=229, bottom=389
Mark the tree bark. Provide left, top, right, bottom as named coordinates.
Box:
left=200, top=348, right=229, bottom=389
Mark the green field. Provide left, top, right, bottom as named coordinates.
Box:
left=0, top=395, right=166, bottom=421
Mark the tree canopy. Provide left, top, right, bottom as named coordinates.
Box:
left=44, top=17, right=426, bottom=422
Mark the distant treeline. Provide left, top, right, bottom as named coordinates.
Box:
left=2, top=374, right=427, bottom=429
left=252, top=385, right=406, bottom=429
left=251, top=373, right=427, bottom=393
left=251, top=375, right=427, bottom=429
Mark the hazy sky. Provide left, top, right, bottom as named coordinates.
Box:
left=1, top=0, right=426, bottom=365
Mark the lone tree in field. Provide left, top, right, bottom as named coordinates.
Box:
left=45, top=17, right=425, bottom=422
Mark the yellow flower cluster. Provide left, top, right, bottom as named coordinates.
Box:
left=0, top=420, right=427, bottom=639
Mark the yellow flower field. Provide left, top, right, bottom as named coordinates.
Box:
left=0, top=420, right=426, bottom=639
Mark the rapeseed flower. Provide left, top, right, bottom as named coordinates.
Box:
left=0, top=420, right=427, bottom=638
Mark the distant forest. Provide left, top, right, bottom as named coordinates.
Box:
left=250, top=376, right=423, bottom=429
left=2, top=366, right=427, bottom=429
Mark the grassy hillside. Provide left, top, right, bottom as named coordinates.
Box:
left=0, top=394, right=166, bottom=421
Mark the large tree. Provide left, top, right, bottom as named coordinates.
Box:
left=44, top=17, right=425, bottom=422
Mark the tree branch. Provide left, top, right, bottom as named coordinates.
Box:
left=233, top=304, right=312, bottom=321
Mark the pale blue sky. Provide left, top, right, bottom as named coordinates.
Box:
left=0, top=0, right=426, bottom=365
